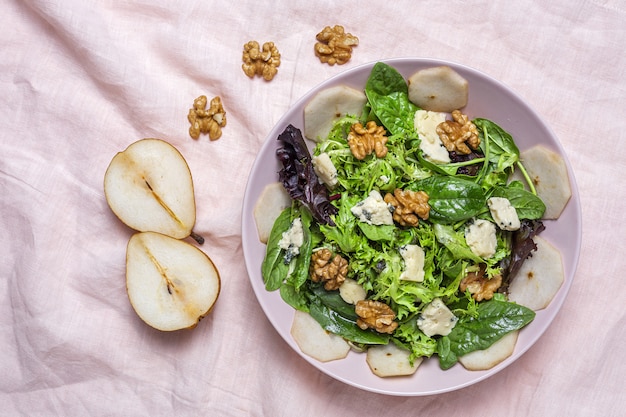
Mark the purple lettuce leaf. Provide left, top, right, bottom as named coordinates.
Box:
left=276, top=124, right=337, bottom=226
left=499, top=219, right=546, bottom=293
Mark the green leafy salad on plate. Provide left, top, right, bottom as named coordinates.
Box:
left=254, top=62, right=571, bottom=378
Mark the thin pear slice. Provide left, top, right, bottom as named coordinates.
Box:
left=459, top=330, right=519, bottom=371
left=290, top=310, right=350, bottom=362
left=507, top=236, right=564, bottom=311
left=366, top=343, right=423, bottom=377
left=304, top=85, right=367, bottom=142
left=126, top=232, right=220, bottom=331
left=511, top=145, right=572, bottom=219
left=253, top=182, right=292, bottom=243
left=104, top=139, right=197, bottom=240
left=408, top=66, right=469, bottom=112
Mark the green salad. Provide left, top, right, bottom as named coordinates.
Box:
left=261, top=62, right=546, bottom=370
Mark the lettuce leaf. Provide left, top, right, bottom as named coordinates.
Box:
left=276, top=124, right=338, bottom=225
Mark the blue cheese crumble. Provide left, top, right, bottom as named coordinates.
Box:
left=465, top=219, right=497, bottom=259
left=278, top=218, right=304, bottom=263
left=399, top=244, right=425, bottom=282
left=487, top=197, right=520, bottom=231
left=417, top=298, right=458, bottom=337
left=414, top=110, right=451, bottom=164
left=350, top=190, right=394, bottom=226
left=312, top=152, right=338, bottom=188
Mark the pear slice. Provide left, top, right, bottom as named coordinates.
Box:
left=290, top=310, right=350, bottom=362
left=459, top=330, right=519, bottom=371
left=408, top=66, right=469, bottom=112
left=304, top=85, right=367, bottom=142
left=507, top=236, right=564, bottom=311
left=511, top=145, right=572, bottom=219
left=366, top=343, right=423, bottom=377
left=253, top=182, right=292, bottom=243
left=126, top=232, right=220, bottom=331
left=104, top=139, right=200, bottom=241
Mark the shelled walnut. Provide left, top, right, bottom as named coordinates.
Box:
left=436, top=110, right=480, bottom=154
left=384, top=188, right=430, bottom=226
left=314, top=25, right=359, bottom=66
left=187, top=95, right=227, bottom=140
left=347, top=121, right=388, bottom=160
left=242, top=40, right=281, bottom=81
left=310, top=248, right=348, bottom=291
left=460, top=264, right=503, bottom=301
left=355, top=300, right=398, bottom=334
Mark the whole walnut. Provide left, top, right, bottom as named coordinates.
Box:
left=460, top=264, right=502, bottom=301
left=314, top=25, right=359, bottom=66
left=310, top=248, right=348, bottom=291
left=355, top=300, right=398, bottom=334
left=242, top=40, right=281, bottom=81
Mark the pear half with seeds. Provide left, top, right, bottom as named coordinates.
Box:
left=104, top=139, right=201, bottom=242
left=126, top=232, right=220, bottom=331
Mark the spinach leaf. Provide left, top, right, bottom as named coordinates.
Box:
left=417, top=152, right=460, bottom=176
left=365, top=62, right=409, bottom=96
left=288, top=208, right=314, bottom=291
left=475, top=118, right=519, bottom=172
left=492, top=185, right=546, bottom=220
left=357, top=223, right=396, bottom=242
left=261, top=205, right=314, bottom=293
left=436, top=298, right=536, bottom=369
left=261, top=207, right=294, bottom=291
left=310, top=285, right=358, bottom=320
left=365, top=63, right=418, bottom=137
left=366, top=90, right=418, bottom=137
left=309, top=280, right=392, bottom=346
left=308, top=295, right=390, bottom=345
left=279, top=282, right=310, bottom=312
left=416, top=176, right=485, bottom=224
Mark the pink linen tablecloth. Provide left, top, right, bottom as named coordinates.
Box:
left=2, top=1, right=624, bottom=415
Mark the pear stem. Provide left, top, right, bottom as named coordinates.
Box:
left=190, top=231, right=204, bottom=245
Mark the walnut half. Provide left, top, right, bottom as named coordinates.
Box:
left=314, top=25, right=359, bottom=66
left=384, top=188, right=430, bottom=227
left=355, top=300, right=398, bottom=334
left=436, top=110, right=480, bottom=154
left=460, top=264, right=503, bottom=301
left=310, top=248, right=348, bottom=291
left=347, top=121, right=388, bottom=160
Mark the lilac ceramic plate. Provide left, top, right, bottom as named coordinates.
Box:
left=241, top=58, right=581, bottom=396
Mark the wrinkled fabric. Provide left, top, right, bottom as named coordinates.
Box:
left=1, top=1, right=624, bottom=416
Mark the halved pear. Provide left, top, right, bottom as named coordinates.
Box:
left=104, top=139, right=199, bottom=241
left=126, top=232, right=220, bottom=331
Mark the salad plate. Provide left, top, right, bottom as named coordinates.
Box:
left=241, top=57, right=581, bottom=396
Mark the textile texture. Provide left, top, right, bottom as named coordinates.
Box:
left=1, top=1, right=624, bottom=416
